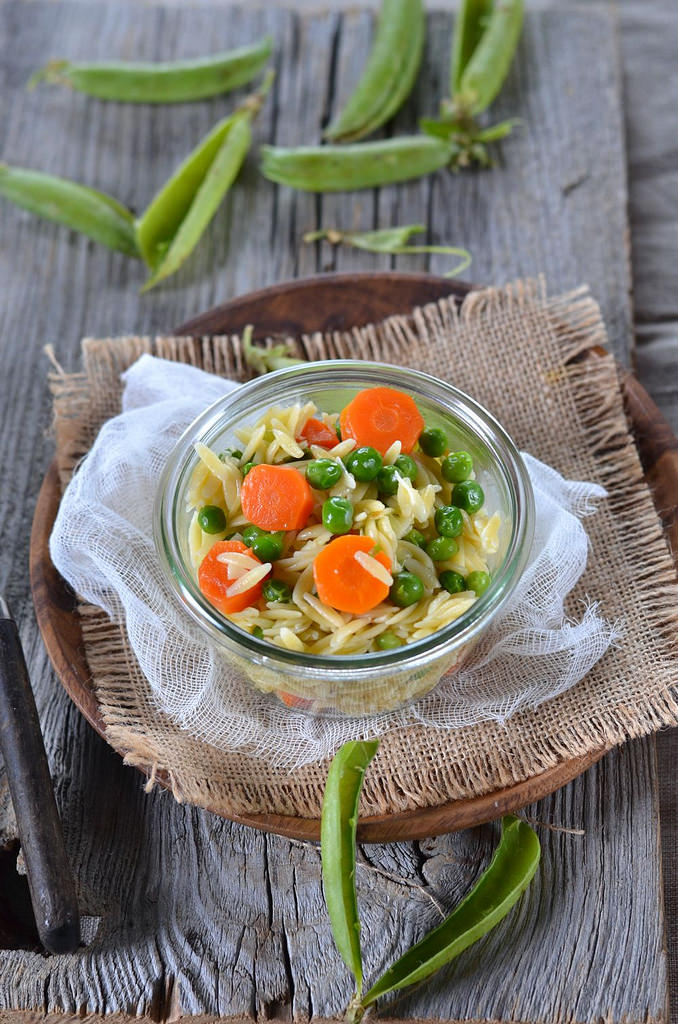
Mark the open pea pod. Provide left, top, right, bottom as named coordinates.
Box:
left=450, top=0, right=493, bottom=96
left=136, top=71, right=273, bottom=290
left=355, top=815, right=540, bottom=1018
left=0, top=163, right=138, bottom=257
left=321, top=739, right=379, bottom=1000
left=455, top=0, right=524, bottom=115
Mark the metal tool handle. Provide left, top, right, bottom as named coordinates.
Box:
left=0, top=615, right=80, bottom=953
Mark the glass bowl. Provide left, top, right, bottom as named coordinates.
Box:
left=154, top=361, right=534, bottom=717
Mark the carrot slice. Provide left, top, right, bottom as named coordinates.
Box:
left=278, top=690, right=313, bottom=709
left=198, top=540, right=268, bottom=614
left=241, top=464, right=315, bottom=531
left=313, top=535, right=392, bottom=614
left=298, top=417, right=338, bottom=449
left=340, top=386, right=424, bottom=455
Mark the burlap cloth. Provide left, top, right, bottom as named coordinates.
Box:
left=48, top=278, right=678, bottom=820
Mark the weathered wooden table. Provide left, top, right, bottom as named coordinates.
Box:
left=1, top=0, right=677, bottom=1020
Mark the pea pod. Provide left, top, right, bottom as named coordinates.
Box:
left=28, top=37, right=273, bottom=103
left=321, top=739, right=379, bottom=998
left=260, top=135, right=453, bottom=193
left=241, top=326, right=304, bottom=375
left=324, top=0, right=424, bottom=143
left=456, top=0, right=524, bottom=115
left=450, top=0, right=493, bottom=95
left=137, top=71, right=273, bottom=290
left=353, top=815, right=540, bottom=1019
left=0, top=163, right=138, bottom=257
left=304, top=224, right=471, bottom=275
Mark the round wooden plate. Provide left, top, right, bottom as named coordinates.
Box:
left=30, top=273, right=678, bottom=842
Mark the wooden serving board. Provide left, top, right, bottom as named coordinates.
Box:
left=29, top=273, right=678, bottom=842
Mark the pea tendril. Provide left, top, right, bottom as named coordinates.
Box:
left=304, top=225, right=471, bottom=276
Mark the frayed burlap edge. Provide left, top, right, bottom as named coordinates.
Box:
left=46, top=278, right=678, bottom=819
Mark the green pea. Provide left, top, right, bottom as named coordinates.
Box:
left=439, top=570, right=466, bottom=594
left=322, top=497, right=354, bottom=535
left=394, top=454, right=417, bottom=482
left=253, top=532, right=285, bottom=562
left=242, top=461, right=255, bottom=477
left=263, top=579, right=292, bottom=603
left=376, top=632, right=403, bottom=650
left=434, top=505, right=464, bottom=538
left=252, top=625, right=264, bottom=640
left=419, top=427, right=448, bottom=458
left=442, top=450, right=474, bottom=483
left=306, top=458, right=343, bottom=489
left=345, top=446, right=383, bottom=482
left=377, top=465, right=401, bottom=496
left=426, top=537, right=458, bottom=562
left=452, top=479, right=485, bottom=513
left=390, top=571, right=424, bottom=607
left=335, top=423, right=342, bottom=441
left=198, top=505, right=227, bottom=534
left=403, top=529, right=427, bottom=549
left=465, top=570, right=491, bottom=595
left=219, top=447, right=243, bottom=462
left=242, top=524, right=263, bottom=546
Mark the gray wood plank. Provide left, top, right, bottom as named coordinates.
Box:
left=0, top=1, right=667, bottom=1021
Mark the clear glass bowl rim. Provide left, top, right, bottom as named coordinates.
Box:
left=154, top=360, right=535, bottom=678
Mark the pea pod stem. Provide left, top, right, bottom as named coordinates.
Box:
left=325, top=0, right=424, bottom=143
left=304, top=225, right=471, bottom=275
left=137, top=70, right=274, bottom=291
left=0, top=163, right=139, bottom=257
left=261, top=135, right=453, bottom=193
left=321, top=740, right=380, bottom=999
left=27, top=37, right=273, bottom=103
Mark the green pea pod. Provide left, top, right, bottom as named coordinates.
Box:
left=304, top=225, right=471, bottom=275
left=260, top=135, right=453, bottom=193
left=137, top=72, right=273, bottom=290
left=357, top=815, right=540, bottom=1016
left=0, top=163, right=138, bottom=256
left=321, top=739, right=379, bottom=998
left=456, top=0, right=524, bottom=114
left=450, top=0, right=493, bottom=95
left=324, top=0, right=424, bottom=143
left=241, top=326, right=305, bottom=374
left=28, top=37, right=273, bottom=103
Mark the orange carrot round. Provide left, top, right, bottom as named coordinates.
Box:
left=198, top=540, right=268, bottom=614
left=278, top=690, right=313, bottom=709
left=313, top=535, right=392, bottom=614
left=339, top=386, right=424, bottom=455
left=241, top=464, right=315, bottom=531
left=298, top=417, right=338, bottom=449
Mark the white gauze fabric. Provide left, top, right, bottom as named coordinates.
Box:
left=50, top=355, right=619, bottom=768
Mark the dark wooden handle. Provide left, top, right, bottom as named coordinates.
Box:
left=0, top=618, right=80, bottom=953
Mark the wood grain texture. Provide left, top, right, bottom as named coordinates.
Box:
left=0, top=1, right=668, bottom=1021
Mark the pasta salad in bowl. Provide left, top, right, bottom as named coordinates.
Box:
left=155, top=361, right=534, bottom=716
